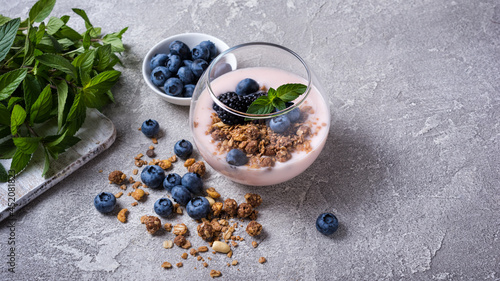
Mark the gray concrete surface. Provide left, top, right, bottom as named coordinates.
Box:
left=2, top=0, right=500, bottom=280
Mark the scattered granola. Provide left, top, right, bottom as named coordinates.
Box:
left=252, top=241, right=258, bottom=248
left=144, top=216, right=161, bottom=234
left=258, top=257, right=267, bottom=264
left=237, top=203, right=253, bottom=218
left=184, top=158, right=196, bottom=167
left=115, top=192, right=123, bottom=198
left=206, top=187, right=221, bottom=199
left=164, top=223, right=172, bottom=232
left=198, top=246, right=209, bottom=252
left=197, top=222, right=215, bottom=241
left=173, top=223, right=188, bottom=236
left=209, top=270, right=222, bottom=278
left=108, top=170, right=126, bottom=184
left=174, top=235, right=188, bottom=247
left=163, top=240, right=173, bottom=249
left=244, top=193, right=262, bottom=208
left=161, top=262, right=172, bottom=269
left=246, top=221, right=263, bottom=236
left=176, top=262, right=183, bottom=268
left=131, top=188, right=146, bottom=201
left=181, top=253, right=188, bottom=259
left=188, top=160, right=206, bottom=176
left=117, top=209, right=128, bottom=223
left=224, top=199, right=238, bottom=217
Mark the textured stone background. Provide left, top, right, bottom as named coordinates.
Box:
left=2, top=0, right=500, bottom=280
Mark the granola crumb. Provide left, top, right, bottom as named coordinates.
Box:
left=173, top=223, right=188, bottom=236
left=176, top=262, right=183, bottom=268
left=163, top=240, right=173, bottom=249
left=227, top=250, right=233, bottom=258
left=258, top=257, right=267, bottom=264
left=152, top=137, right=158, bottom=144
left=168, top=155, right=177, bottom=162
left=108, top=170, right=125, bottom=184
left=181, top=253, right=188, bottom=259
left=145, top=216, right=161, bottom=234
left=252, top=241, right=258, bottom=248
left=115, top=192, right=123, bottom=198
left=231, top=260, right=238, bottom=266
left=131, top=202, right=138, bottom=206
left=164, top=223, right=172, bottom=232
left=246, top=221, right=262, bottom=236
left=198, top=246, right=209, bottom=252
left=98, top=169, right=103, bottom=173
left=159, top=159, right=172, bottom=170
left=203, top=262, right=208, bottom=267
left=206, top=187, right=221, bottom=199
left=131, top=188, right=145, bottom=201
left=161, top=261, right=172, bottom=269
left=120, top=184, right=127, bottom=190
left=190, top=248, right=198, bottom=256
left=245, top=193, right=262, bottom=208
left=149, top=145, right=155, bottom=150
left=197, top=256, right=203, bottom=261
left=184, top=158, right=196, bottom=167
left=117, top=209, right=128, bottom=223
left=209, top=270, right=221, bottom=278
left=188, top=161, right=206, bottom=176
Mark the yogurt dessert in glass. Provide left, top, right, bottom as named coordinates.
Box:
left=189, top=43, right=330, bottom=186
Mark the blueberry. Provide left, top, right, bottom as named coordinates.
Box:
left=166, top=54, right=182, bottom=73
left=213, top=62, right=232, bottom=78
left=141, top=165, right=165, bottom=189
left=192, top=44, right=210, bottom=61
left=174, top=139, right=193, bottom=159
left=190, top=59, right=208, bottom=77
left=269, top=115, right=290, bottom=133
left=177, top=66, right=195, bottom=84
left=150, top=53, right=169, bottom=69
left=94, top=192, right=116, bottom=213
left=164, top=77, right=184, bottom=97
left=171, top=185, right=192, bottom=206
left=150, top=66, right=172, bottom=87
left=141, top=119, right=160, bottom=137
left=199, top=40, right=217, bottom=59
left=235, top=78, right=259, bottom=96
left=316, top=213, right=339, bottom=235
left=286, top=107, right=301, bottom=123
left=163, top=173, right=182, bottom=192
left=154, top=198, right=174, bottom=217
left=226, top=148, right=248, bottom=166
left=183, top=59, right=193, bottom=68
left=169, top=40, right=191, bottom=60
left=181, top=172, right=203, bottom=195
left=186, top=196, right=210, bottom=220
left=183, top=84, right=195, bottom=98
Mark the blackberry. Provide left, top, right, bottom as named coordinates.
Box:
left=213, top=91, right=266, bottom=125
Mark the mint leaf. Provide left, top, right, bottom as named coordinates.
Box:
left=0, top=15, right=12, bottom=27
left=7, top=97, right=23, bottom=110
left=0, top=18, right=21, bottom=62
left=102, top=34, right=125, bottom=52
left=246, top=83, right=307, bottom=115
left=30, top=84, right=53, bottom=124
left=275, top=83, right=307, bottom=102
left=84, top=70, right=121, bottom=93
left=0, top=103, right=10, bottom=125
left=246, top=95, right=274, bottom=115
left=55, top=25, right=82, bottom=41
left=9, top=149, right=32, bottom=175
left=0, top=163, right=7, bottom=182
left=46, top=16, right=65, bottom=35
left=36, top=53, right=77, bottom=79
left=65, top=91, right=86, bottom=135
left=0, top=68, right=28, bottom=101
left=23, top=74, right=42, bottom=113
left=96, top=44, right=112, bottom=71
left=72, top=49, right=95, bottom=85
left=13, top=137, right=41, bottom=154
left=10, top=104, right=26, bottom=135
left=72, top=8, right=93, bottom=29
left=29, top=0, right=56, bottom=23
left=55, top=79, right=68, bottom=130
left=0, top=138, right=16, bottom=159
left=35, top=22, right=46, bottom=44
left=23, top=25, right=36, bottom=66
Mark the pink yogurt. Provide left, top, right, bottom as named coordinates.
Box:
left=192, top=67, right=329, bottom=186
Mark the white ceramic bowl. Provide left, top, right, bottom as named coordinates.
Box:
left=142, top=33, right=230, bottom=106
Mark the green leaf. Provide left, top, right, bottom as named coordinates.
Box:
left=65, top=91, right=86, bottom=135
left=10, top=104, right=26, bottom=135
left=55, top=25, right=82, bottom=41
left=23, top=25, right=36, bottom=66
left=72, top=8, right=93, bottom=29
left=46, top=16, right=65, bottom=35
left=35, top=22, right=46, bottom=44
left=96, top=44, right=112, bottom=71
left=13, top=137, right=41, bottom=154
left=57, top=38, right=75, bottom=49
left=275, top=83, right=307, bottom=102
left=0, top=18, right=21, bottom=62
left=0, top=126, right=10, bottom=139
left=47, top=134, right=80, bottom=153
left=55, top=79, right=68, bottom=130
left=73, top=49, right=95, bottom=84
left=102, top=34, right=125, bottom=52
left=0, top=163, right=7, bottom=182
left=30, top=84, right=53, bottom=124
left=272, top=99, right=286, bottom=111
left=7, top=97, right=23, bottom=110
left=84, top=70, right=121, bottom=92
left=36, top=54, right=77, bottom=79
left=0, top=103, right=10, bottom=126
left=82, top=29, right=91, bottom=50
left=23, top=74, right=42, bottom=113
left=0, top=138, right=16, bottom=159
left=0, top=68, right=28, bottom=101
left=29, top=0, right=56, bottom=23
left=113, top=27, right=128, bottom=39
left=246, top=95, right=274, bottom=115
left=0, top=15, right=12, bottom=27
left=9, top=149, right=32, bottom=175
left=60, top=15, right=70, bottom=24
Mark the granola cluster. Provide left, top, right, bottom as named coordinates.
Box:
left=206, top=106, right=314, bottom=168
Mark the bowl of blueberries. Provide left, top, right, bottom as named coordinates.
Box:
left=142, top=33, right=230, bottom=106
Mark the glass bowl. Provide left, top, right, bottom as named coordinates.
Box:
left=189, top=42, right=330, bottom=186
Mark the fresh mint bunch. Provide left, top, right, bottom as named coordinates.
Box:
left=0, top=0, right=127, bottom=180
left=246, top=83, right=307, bottom=115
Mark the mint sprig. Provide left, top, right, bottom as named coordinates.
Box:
left=0, top=0, right=127, bottom=180
left=246, top=83, right=307, bottom=115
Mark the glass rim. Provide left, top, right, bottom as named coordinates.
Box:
left=207, top=42, right=312, bottom=119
